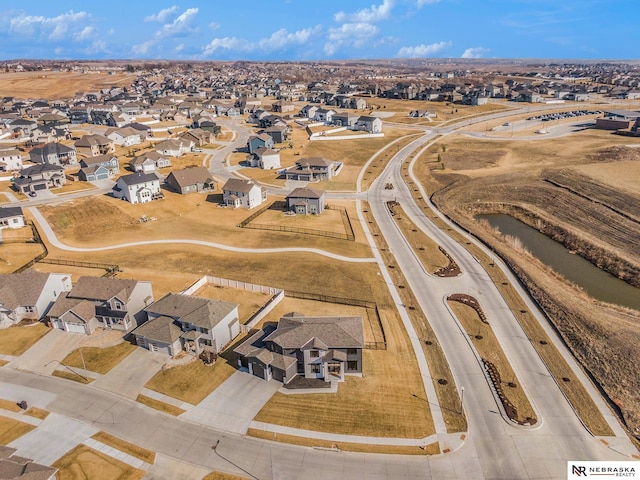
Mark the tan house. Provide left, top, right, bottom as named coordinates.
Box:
left=75, top=134, right=115, bottom=157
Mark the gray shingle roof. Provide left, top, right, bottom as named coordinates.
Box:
left=145, top=293, right=238, bottom=329
left=263, top=314, right=364, bottom=349
left=166, top=166, right=213, bottom=188
left=133, top=316, right=183, bottom=344
left=68, top=276, right=139, bottom=302
left=48, top=293, right=96, bottom=322
left=0, top=269, right=55, bottom=310
left=222, top=178, right=258, bottom=194
left=0, top=206, right=24, bottom=220
left=286, top=187, right=324, bottom=200
left=118, top=172, right=159, bottom=186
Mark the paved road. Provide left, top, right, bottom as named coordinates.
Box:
left=365, top=126, right=637, bottom=478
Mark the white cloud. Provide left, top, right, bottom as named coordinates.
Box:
left=175, top=43, right=185, bottom=52
left=334, top=0, right=394, bottom=23
left=208, top=22, right=220, bottom=30
left=416, top=0, right=440, bottom=8
left=396, top=41, right=451, bottom=58
left=8, top=10, right=90, bottom=40
left=133, top=7, right=199, bottom=56
left=461, top=47, right=490, bottom=58
left=325, top=22, right=379, bottom=56
left=202, top=26, right=320, bottom=57
left=73, top=26, right=94, bottom=42
left=259, top=26, right=320, bottom=50
left=144, top=6, right=179, bottom=23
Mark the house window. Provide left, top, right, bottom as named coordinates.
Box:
left=309, top=350, right=319, bottom=358
left=24, top=306, right=35, bottom=313
left=310, top=364, right=321, bottom=374
left=347, top=348, right=357, bottom=355
left=347, top=361, right=358, bottom=371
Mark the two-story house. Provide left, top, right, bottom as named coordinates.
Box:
left=0, top=149, right=23, bottom=172
left=29, top=143, right=77, bottom=167
left=222, top=178, right=266, bottom=209
left=112, top=172, right=163, bottom=204
left=12, top=163, right=66, bottom=194
left=165, top=166, right=216, bottom=194
left=74, top=134, right=115, bottom=157
left=0, top=206, right=26, bottom=229
left=78, top=154, right=119, bottom=181
left=284, top=158, right=343, bottom=182
left=105, top=127, right=142, bottom=147
left=48, top=276, right=154, bottom=334
left=286, top=187, right=326, bottom=215
left=155, top=138, right=193, bottom=157
left=128, top=152, right=171, bottom=173
left=247, top=133, right=274, bottom=154
left=0, top=269, right=72, bottom=325
left=235, top=312, right=364, bottom=385
left=133, top=293, right=240, bottom=356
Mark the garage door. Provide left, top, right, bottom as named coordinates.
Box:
left=33, top=183, right=47, bottom=191
left=148, top=342, right=171, bottom=355
left=252, top=363, right=265, bottom=380
left=97, top=173, right=108, bottom=180
left=66, top=323, right=86, bottom=334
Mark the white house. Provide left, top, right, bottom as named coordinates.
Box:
left=0, top=206, right=26, bottom=229
left=0, top=149, right=23, bottom=172
left=155, top=138, right=193, bottom=157
left=222, top=178, right=266, bottom=209
left=112, top=172, right=163, bottom=204
left=0, top=269, right=72, bottom=325
left=105, top=127, right=142, bottom=147
left=355, top=116, right=383, bottom=133
left=255, top=147, right=281, bottom=170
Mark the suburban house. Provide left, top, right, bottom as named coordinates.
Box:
left=0, top=446, right=57, bottom=480
left=0, top=269, right=72, bottom=325
left=332, top=112, right=359, bottom=129
left=165, top=166, right=216, bottom=194
left=313, top=108, right=336, bottom=123
left=129, top=152, right=171, bottom=173
left=48, top=276, right=154, bottom=334
left=155, top=138, right=193, bottom=157
left=134, top=293, right=240, bottom=356
left=12, top=164, right=66, bottom=194
left=0, top=206, right=26, bottom=229
left=78, top=154, right=119, bottom=181
left=0, top=149, right=23, bottom=172
left=263, top=125, right=289, bottom=144
left=222, top=178, right=266, bottom=209
left=112, top=172, right=163, bottom=204
left=251, top=147, right=281, bottom=170
left=355, top=116, right=383, bottom=133
left=180, top=128, right=214, bottom=147
left=284, top=157, right=343, bottom=181
left=300, top=105, right=318, bottom=119
left=235, top=312, right=364, bottom=385
left=247, top=133, right=274, bottom=154
left=106, top=127, right=142, bottom=147
left=74, top=134, right=115, bottom=157
left=286, top=187, right=326, bottom=215
left=271, top=101, right=295, bottom=113
left=29, top=142, right=77, bottom=167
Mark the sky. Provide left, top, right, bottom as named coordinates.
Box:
left=0, top=0, right=637, bottom=61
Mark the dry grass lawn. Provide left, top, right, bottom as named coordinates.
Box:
left=0, top=359, right=8, bottom=367
left=0, top=226, right=33, bottom=242
left=447, top=300, right=537, bottom=423
left=0, top=71, right=132, bottom=99
left=248, top=207, right=348, bottom=235
left=91, top=431, right=156, bottom=464
left=194, top=284, right=275, bottom=325
left=0, top=398, right=21, bottom=412
left=24, top=407, right=49, bottom=420
left=61, top=342, right=136, bottom=375
left=37, top=192, right=371, bottom=259
left=203, top=472, right=249, bottom=480
left=0, top=323, right=49, bottom=356
left=56, top=181, right=96, bottom=196
left=52, top=445, right=145, bottom=480
left=247, top=428, right=440, bottom=455
left=144, top=357, right=237, bottom=405
left=135, top=394, right=185, bottom=416
left=0, top=242, right=45, bottom=273
left=0, top=415, right=35, bottom=444
left=52, top=370, right=94, bottom=384
left=574, top=159, right=640, bottom=195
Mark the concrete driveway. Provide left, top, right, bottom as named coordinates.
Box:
left=91, top=348, right=166, bottom=399
left=9, top=412, right=98, bottom=465
left=8, top=328, right=87, bottom=375
left=180, top=371, right=280, bottom=434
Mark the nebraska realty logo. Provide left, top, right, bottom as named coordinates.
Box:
left=568, top=461, right=638, bottom=478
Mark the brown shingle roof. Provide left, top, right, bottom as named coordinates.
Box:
left=166, top=166, right=213, bottom=188
left=133, top=316, right=182, bottom=344
left=68, top=276, right=139, bottom=302
left=0, top=270, right=54, bottom=310
left=47, top=292, right=95, bottom=321
left=222, top=178, right=258, bottom=194
left=263, top=314, right=364, bottom=350
left=145, top=293, right=238, bottom=329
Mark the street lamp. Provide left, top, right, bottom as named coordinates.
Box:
left=461, top=386, right=465, bottom=411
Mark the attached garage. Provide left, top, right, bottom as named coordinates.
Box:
left=33, top=183, right=47, bottom=191
left=65, top=322, right=87, bottom=334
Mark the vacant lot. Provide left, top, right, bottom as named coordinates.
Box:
left=413, top=128, right=640, bottom=438
left=0, top=323, right=49, bottom=356
left=0, top=242, right=44, bottom=273
left=52, top=445, right=145, bottom=480
left=194, top=284, right=272, bottom=325
left=0, top=71, right=132, bottom=99
left=247, top=206, right=348, bottom=235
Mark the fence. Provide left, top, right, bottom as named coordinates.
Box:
left=239, top=201, right=355, bottom=241
left=181, top=275, right=285, bottom=332
left=13, top=221, right=48, bottom=273
left=37, top=258, right=121, bottom=277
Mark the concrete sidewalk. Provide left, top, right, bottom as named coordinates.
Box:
left=83, top=437, right=151, bottom=470
left=8, top=329, right=87, bottom=375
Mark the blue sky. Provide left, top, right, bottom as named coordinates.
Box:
left=0, top=1, right=637, bottom=61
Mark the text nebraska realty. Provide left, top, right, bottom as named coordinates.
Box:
left=571, top=463, right=637, bottom=477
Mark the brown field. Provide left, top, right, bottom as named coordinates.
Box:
left=193, top=284, right=274, bottom=325
left=0, top=242, right=44, bottom=273
left=247, top=428, right=439, bottom=455
left=203, top=472, right=249, bottom=480
left=91, top=431, right=156, bottom=464
left=247, top=206, right=348, bottom=235
left=37, top=192, right=371, bottom=259
left=0, top=398, right=22, bottom=412
left=24, top=407, right=49, bottom=420
left=574, top=159, right=640, bottom=195
left=448, top=300, right=537, bottom=424
left=0, top=71, right=132, bottom=100
left=0, top=416, right=35, bottom=444
left=52, top=445, right=145, bottom=480
left=0, top=323, right=49, bottom=356
left=411, top=129, right=638, bottom=437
